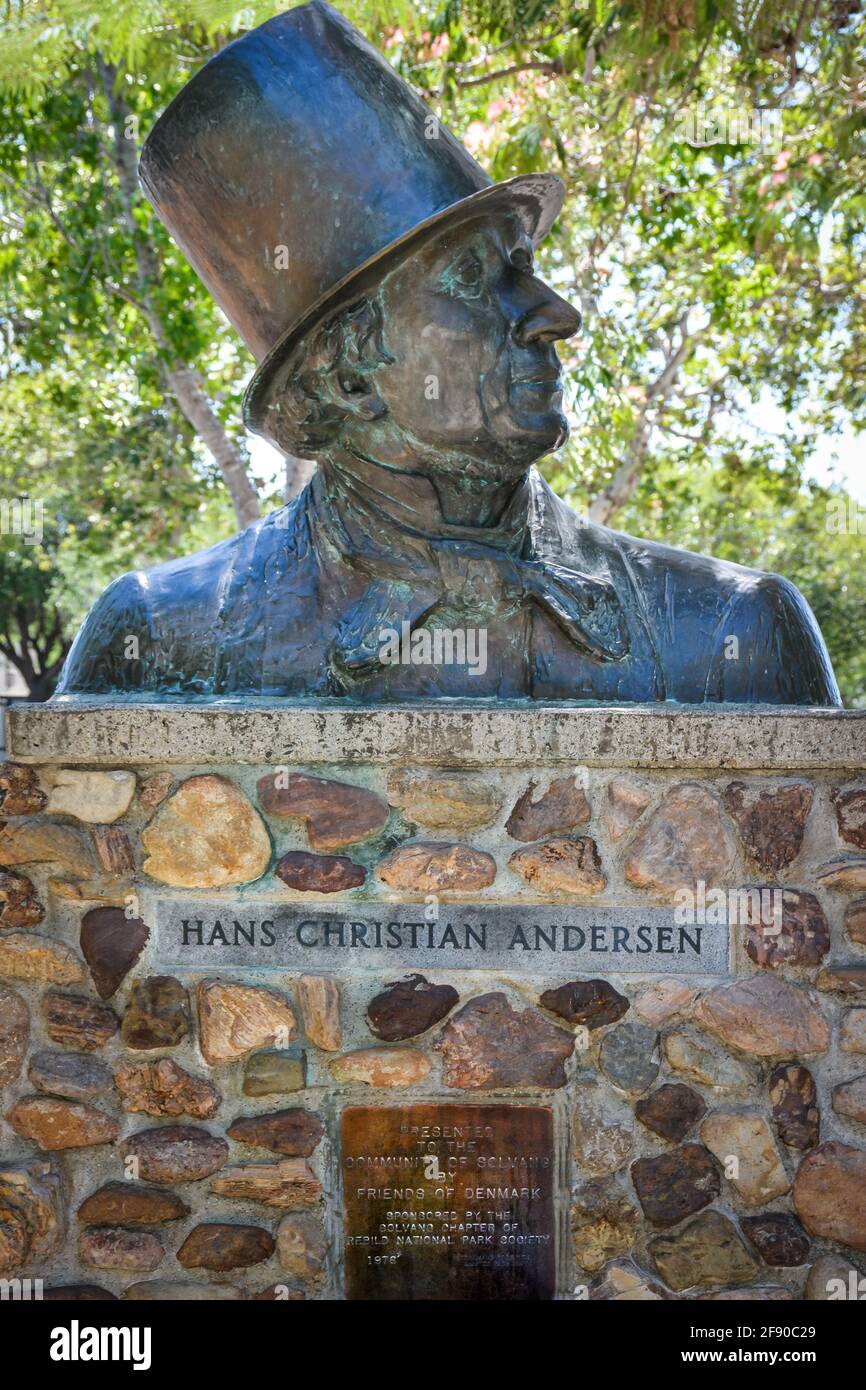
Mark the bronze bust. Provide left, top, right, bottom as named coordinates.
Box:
left=57, top=2, right=840, bottom=705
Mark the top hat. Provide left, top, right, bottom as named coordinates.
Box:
left=139, top=1, right=565, bottom=447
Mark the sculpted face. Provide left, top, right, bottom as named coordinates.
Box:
left=363, top=213, right=582, bottom=476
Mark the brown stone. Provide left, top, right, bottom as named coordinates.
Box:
left=124, top=1280, right=244, bottom=1300
left=570, top=1179, right=640, bottom=1272
left=804, top=1253, right=864, bottom=1300
left=243, top=1050, right=307, bottom=1096
left=211, top=1158, right=322, bottom=1209
left=841, top=1010, right=866, bottom=1054
left=138, top=771, right=173, bottom=809
left=845, top=898, right=866, bottom=946
left=122, top=1125, right=229, bottom=1185
left=624, top=783, right=736, bottom=899
left=694, top=975, right=830, bottom=1056
left=115, top=1059, right=221, bottom=1119
left=93, top=826, right=136, bottom=876
left=0, top=932, right=85, bottom=985
left=122, top=976, right=190, bottom=1050
left=723, top=782, right=812, bottom=871
left=573, top=1078, right=634, bottom=1175
left=740, top=1212, right=810, bottom=1267
left=0, top=1158, right=65, bottom=1274
left=0, top=762, right=46, bottom=815
left=386, top=768, right=501, bottom=830
left=44, top=989, right=118, bottom=1051
left=832, top=787, right=866, bottom=850
left=142, top=774, right=271, bottom=888
left=605, top=778, right=651, bottom=842
left=631, top=1145, right=721, bottom=1228
left=700, top=1286, right=792, bottom=1301
left=590, top=1260, right=665, bottom=1300
left=0, top=870, right=44, bottom=928
left=330, top=1047, right=430, bottom=1087
left=296, top=975, right=341, bottom=1051
left=227, top=1108, right=323, bottom=1156
left=177, top=1223, right=274, bottom=1271
left=78, top=1182, right=190, bottom=1226
left=816, top=964, right=866, bottom=995
left=80, top=906, right=149, bottom=999
left=700, top=1110, right=790, bottom=1206
left=816, top=856, right=866, bottom=890
left=29, top=1051, right=112, bottom=1102
left=509, top=837, right=605, bottom=895
left=649, top=1211, right=759, bottom=1291
left=80, top=1228, right=164, bottom=1272
left=275, top=1212, right=326, bottom=1284
left=196, top=979, right=295, bottom=1064
left=367, top=974, right=458, bottom=1041
left=6, top=1096, right=119, bottom=1149
left=275, top=850, right=365, bottom=893
left=47, top=878, right=133, bottom=907
left=768, top=1063, right=820, bottom=1151
left=0, top=822, right=92, bottom=878
left=633, top=979, right=697, bottom=1027
left=437, top=992, right=574, bottom=1089
left=635, top=1084, right=707, bottom=1143
left=258, top=771, right=389, bottom=849
left=793, top=1141, right=866, bottom=1251
left=833, top=1074, right=866, bottom=1124
left=663, top=1028, right=751, bottom=1094
left=539, top=978, right=628, bottom=1030
left=505, top=776, right=590, bottom=841
left=41, top=769, right=136, bottom=823
left=378, top=841, right=496, bottom=892
left=744, top=889, right=830, bottom=970
left=0, top=983, right=28, bottom=1085
left=253, top=1283, right=306, bottom=1300
left=43, top=1285, right=118, bottom=1301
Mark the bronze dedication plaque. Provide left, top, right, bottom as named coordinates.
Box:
left=342, top=1104, right=555, bottom=1300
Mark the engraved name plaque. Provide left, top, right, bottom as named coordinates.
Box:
left=341, top=1104, right=556, bottom=1301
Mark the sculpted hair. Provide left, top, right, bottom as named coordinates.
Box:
left=267, top=295, right=393, bottom=455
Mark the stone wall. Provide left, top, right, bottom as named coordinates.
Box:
left=2, top=703, right=865, bottom=1301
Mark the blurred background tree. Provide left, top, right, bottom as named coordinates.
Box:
left=0, top=0, right=864, bottom=700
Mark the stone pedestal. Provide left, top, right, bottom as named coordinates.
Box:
left=3, top=702, right=866, bottom=1300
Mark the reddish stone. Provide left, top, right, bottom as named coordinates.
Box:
left=832, top=787, right=866, bottom=850
left=0, top=763, right=46, bottom=815
left=378, top=841, right=496, bottom=892
left=258, top=771, right=388, bottom=850
left=43, top=990, right=118, bottom=1051
left=539, top=979, right=628, bottom=1030
left=275, top=850, right=365, bottom=893
left=43, top=1285, right=117, bottom=1301
left=367, top=975, right=459, bottom=1041
left=227, top=1108, right=324, bottom=1156
left=0, top=984, right=29, bottom=1085
left=92, top=827, right=136, bottom=876
left=723, top=782, right=813, bottom=871
left=78, top=1182, right=190, bottom=1226
left=80, top=907, right=149, bottom=999
left=605, top=778, right=651, bottom=841
left=793, top=1142, right=866, bottom=1252
left=437, top=992, right=574, bottom=1089
left=509, top=837, right=606, bottom=895
left=0, top=870, right=44, bottom=928
left=832, top=1074, right=866, bottom=1124
left=121, top=976, right=190, bottom=1049
left=121, top=1125, right=228, bottom=1184
left=0, top=1159, right=65, bottom=1274
left=744, top=889, right=830, bottom=970
left=631, top=1145, right=721, bottom=1228
left=634, top=1084, right=706, bottom=1143
left=768, top=1064, right=820, bottom=1150
left=505, top=776, right=590, bottom=841
left=694, top=975, right=831, bottom=1057
left=816, top=965, right=866, bottom=995
left=845, top=898, right=866, bottom=946
left=115, top=1059, right=221, bottom=1119
left=624, top=784, right=736, bottom=899
left=177, top=1223, right=274, bottom=1271
left=138, top=771, right=173, bottom=809
left=6, top=1096, right=119, bottom=1149
left=80, top=1227, right=164, bottom=1272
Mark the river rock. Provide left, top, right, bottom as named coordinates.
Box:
left=845, top=899, right=866, bottom=946
left=0, top=870, right=44, bottom=928
left=197, top=979, right=295, bottom=1064
left=275, top=850, right=365, bottom=892
left=741, top=1212, right=810, bottom=1266
left=0, top=932, right=85, bottom=985
left=664, top=1028, right=751, bottom=1094
left=590, top=1261, right=665, bottom=1300
left=41, top=769, right=136, bottom=824
left=804, top=1253, right=863, bottom=1300
left=80, top=906, right=149, bottom=999
left=599, top=1021, right=659, bottom=1094
left=744, top=889, right=830, bottom=970
left=378, top=841, right=496, bottom=892
left=833, top=1074, right=866, bottom=1124
left=793, top=1141, right=866, bottom=1251
left=227, top=1108, right=323, bottom=1155
left=631, top=1145, right=721, bottom=1228
left=624, top=784, right=736, bottom=898
left=816, top=856, right=866, bottom=890
left=296, top=975, right=341, bottom=1051
left=211, top=1158, right=322, bottom=1209
left=177, top=1223, right=274, bottom=1271
left=816, top=964, right=866, bottom=995
left=367, top=974, right=458, bottom=1040
left=509, top=837, right=605, bottom=895
left=258, top=771, right=388, bottom=849
left=6, top=1096, right=119, bottom=1149
left=275, top=1212, right=326, bottom=1283
left=115, top=1059, right=221, bottom=1119
left=571, top=1179, right=640, bottom=1271
left=694, top=975, right=831, bottom=1056
left=649, top=1211, right=759, bottom=1291
left=841, top=1010, right=866, bottom=1054
left=768, top=1063, right=820, bottom=1149
left=0, top=762, right=46, bottom=815
left=44, top=990, right=118, bottom=1050
left=78, top=1182, right=190, bottom=1226
left=0, top=822, right=92, bottom=878
left=437, top=992, right=574, bottom=1088
left=0, top=984, right=28, bottom=1085
left=138, top=772, right=173, bottom=809
left=80, top=1227, right=163, bottom=1272
left=832, top=787, right=866, bottom=850
left=29, top=1050, right=112, bottom=1102
left=122, top=976, right=190, bottom=1049
left=122, top=1125, right=229, bottom=1184
left=723, top=782, right=812, bottom=871
left=93, top=826, right=136, bottom=876
left=700, top=1110, right=790, bottom=1205
left=573, top=1077, right=634, bottom=1175
left=330, top=1047, right=430, bottom=1087
left=243, top=1050, right=307, bottom=1096
left=539, top=978, right=628, bottom=1030
left=633, top=979, right=696, bottom=1027
left=635, top=1084, right=707, bottom=1143
left=142, top=774, right=271, bottom=888
left=386, top=768, right=501, bottom=830
left=605, top=778, right=651, bottom=841
left=0, top=1158, right=65, bottom=1273
left=505, top=776, right=590, bottom=841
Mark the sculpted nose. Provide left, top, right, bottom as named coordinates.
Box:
left=513, top=279, right=581, bottom=346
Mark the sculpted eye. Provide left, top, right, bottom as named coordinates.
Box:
left=440, top=250, right=485, bottom=299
